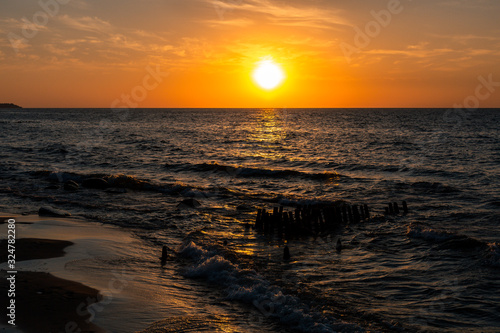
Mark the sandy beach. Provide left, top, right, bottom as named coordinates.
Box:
left=0, top=213, right=141, bottom=333
left=1, top=211, right=273, bottom=333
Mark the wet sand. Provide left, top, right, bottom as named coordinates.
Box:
left=0, top=237, right=103, bottom=333
left=0, top=238, right=73, bottom=262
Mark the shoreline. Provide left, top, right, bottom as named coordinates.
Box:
left=0, top=214, right=105, bottom=333
left=0, top=211, right=268, bottom=333
left=0, top=212, right=139, bottom=333
left=1, top=270, right=104, bottom=333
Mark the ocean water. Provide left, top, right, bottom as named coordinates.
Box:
left=1, top=108, right=499, bottom=332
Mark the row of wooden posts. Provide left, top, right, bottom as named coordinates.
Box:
left=255, top=204, right=370, bottom=238
left=384, top=201, right=408, bottom=215
left=255, top=201, right=409, bottom=238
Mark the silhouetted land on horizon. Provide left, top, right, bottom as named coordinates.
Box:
left=0, top=103, right=22, bottom=108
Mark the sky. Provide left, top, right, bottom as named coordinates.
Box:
left=0, top=0, right=499, bottom=108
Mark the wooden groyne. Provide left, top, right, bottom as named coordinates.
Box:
left=254, top=203, right=370, bottom=238
left=384, top=201, right=408, bottom=216
left=254, top=201, right=409, bottom=239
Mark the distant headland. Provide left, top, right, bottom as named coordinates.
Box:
left=0, top=103, right=22, bottom=108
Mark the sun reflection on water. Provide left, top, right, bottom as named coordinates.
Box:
left=251, top=109, right=288, bottom=143
left=245, top=108, right=291, bottom=161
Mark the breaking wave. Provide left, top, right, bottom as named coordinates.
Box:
left=177, top=240, right=363, bottom=333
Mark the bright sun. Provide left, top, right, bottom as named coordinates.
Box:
left=252, top=59, right=285, bottom=90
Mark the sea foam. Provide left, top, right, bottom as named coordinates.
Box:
left=177, top=240, right=364, bottom=333
left=406, top=223, right=455, bottom=242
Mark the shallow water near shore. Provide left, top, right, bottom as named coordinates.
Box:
left=1, top=108, right=499, bottom=332
left=1, top=214, right=285, bottom=333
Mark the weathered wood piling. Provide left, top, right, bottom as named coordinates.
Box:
left=384, top=201, right=409, bottom=216
left=402, top=200, right=408, bottom=214
left=254, top=203, right=372, bottom=239
left=254, top=200, right=407, bottom=238
left=283, top=245, right=291, bottom=260
left=160, top=245, right=168, bottom=266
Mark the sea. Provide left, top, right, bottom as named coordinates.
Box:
left=0, top=108, right=499, bottom=332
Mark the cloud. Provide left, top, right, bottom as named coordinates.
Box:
left=438, top=0, right=500, bottom=9
left=49, top=15, right=180, bottom=56
left=44, top=43, right=77, bottom=57
left=0, top=17, right=50, bottom=34
left=0, top=12, right=186, bottom=72
left=365, top=48, right=455, bottom=58
left=353, top=43, right=500, bottom=73
left=58, top=15, right=112, bottom=34
left=209, top=0, right=349, bottom=29
left=205, top=18, right=254, bottom=27
left=429, top=33, right=500, bottom=45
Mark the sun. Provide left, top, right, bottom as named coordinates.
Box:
left=252, top=59, right=285, bottom=90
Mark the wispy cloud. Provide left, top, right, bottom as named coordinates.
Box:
left=365, top=48, right=455, bottom=58
left=438, top=0, right=500, bottom=9
left=0, top=17, right=50, bottom=33
left=209, top=0, right=349, bottom=29
left=429, top=33, right=500, bottom=45
left=205, top=18, right=254, bottom=27
left=58, top=15, right=112, bottom=34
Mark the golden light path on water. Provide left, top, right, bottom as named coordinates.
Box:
left=245, top=109, right=341, bottom=186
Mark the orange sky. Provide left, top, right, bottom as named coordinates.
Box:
left=1, top=0, right=499, bottom=108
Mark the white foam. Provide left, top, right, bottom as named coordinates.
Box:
left=406, top=223, right=455, bottom=242
left=487, top=242, right=500, bottom=267
left=177, top=240, right=364, bottom=332
left=178, top=240, right=208, bottom=259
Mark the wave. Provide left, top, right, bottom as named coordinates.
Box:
left=29, top=170, right=344, bottom=210
left=406, top=223, right=500, bottom=267
left=165, top=162, right=342, bottom=182
left=406, top=223, right=487, bottom=249
left=33, top=170, right=207, bottom=196
left=409, top=181, right=460, bottom=194
left=177, top=240, right=363, bottom=333
left=406, top=223, right=457, bottom=242
left=487, top=243, right=500, bottom=267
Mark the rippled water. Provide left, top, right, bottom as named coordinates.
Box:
left=1, top=108, right=499, bottom=332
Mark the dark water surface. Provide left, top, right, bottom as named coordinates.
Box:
left=1, top=108, right=499, bottom=332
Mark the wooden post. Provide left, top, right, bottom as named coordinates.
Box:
left=318, top=211, right=325, bottom=233
left=364, top=204, right=370, bottom=219
left=286, top=211, right=294, bottom=239
left=263, top=211, right=269, bottom=234
left=256, top=209, right=263, bottom=231
left=402, top=201, right=408, bottom=214
left=388, top=203, right=394, bottom=215
left=342, top=205, right=348, bottom=224
left=336, top=206, right=343, bottom=225
left=284, top=245, right=291, bottom=260
left=347, top=205, right=354, bottom=224
left=336, top=239, right=342, bottom=252
left=160, top=245, right=168, bottom=266
left=394, top=202, right=400, bottom=215
left=353, top=205, right=360, bottom=223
